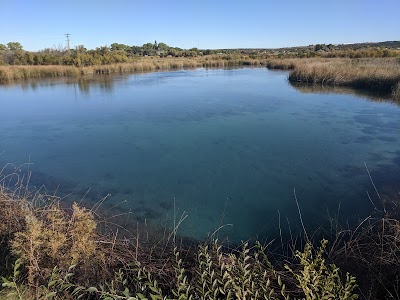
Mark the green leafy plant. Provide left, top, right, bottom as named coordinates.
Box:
left=1, top=258, right=25, bottom=300
left=286, top=239, right=358, bottom=300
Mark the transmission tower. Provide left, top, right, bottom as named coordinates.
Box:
left=65, top=33, right=71, bottom=51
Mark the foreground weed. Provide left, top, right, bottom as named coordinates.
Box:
left=1, top=258, right=25, bottom=300
left=11, top=212, right=44, bottom=286
left=85, top=262, right=166, bottom=300
left=1, top=183, right=363, bottom=300
left=10, top=201, right=99, bottom=286
left=173, top=247, right=191, bottom=300
left=286, top=239, right=358, bottom=300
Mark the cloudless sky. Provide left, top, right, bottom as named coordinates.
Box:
left=0, top=0, right=399, bottom=51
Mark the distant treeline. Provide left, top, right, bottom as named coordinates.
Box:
left=0, top=40, right=399, bottom=67
left=0, top=41, right=222, bottom=67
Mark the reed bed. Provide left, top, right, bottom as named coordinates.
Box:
left=329, top=216, right=400, bottom=300
left=267, top=57, right=400, bottom=99
left=86, top=58, right=263, bottom=75
left=0, top=56, right=267, bottom=83
left=0, top=65, right=81, bottom=81
left=2, top=56, right=400, bottom=100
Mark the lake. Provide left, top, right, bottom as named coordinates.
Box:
left=1, top=68, right=399, bottom=242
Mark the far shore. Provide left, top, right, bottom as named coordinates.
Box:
left=1, top=56, right=399, bottom=99
left=0, top=56, right=266, bottom=81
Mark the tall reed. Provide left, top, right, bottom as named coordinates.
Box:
left=0, top=56, right=268, bottom=83
left=267, top=57, right=400, bottom=99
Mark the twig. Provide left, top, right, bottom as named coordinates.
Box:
left=136, top=222, right=139, bottom=261
left=278, top=210, right=284, bottom=251
left=364, top=162, right=386, bottom=214
left=294, top=188, right=309, bottom=242
left=210, top=224, right=233, bottom=241
left=366, top=190, right=379, bottom=212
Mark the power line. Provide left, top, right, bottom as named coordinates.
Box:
left=65, top=33, right=71, bottom=51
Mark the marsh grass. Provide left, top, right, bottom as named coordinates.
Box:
left=5, top=56, right=398, bottom=100
left=0, top=65, right=81, bottom=81
left=0, top=56, right=267, bottom=83
left=21, top=56, right=393, bottom=98
left=267, top=58, right=400, bottom=99
left=327, top=214, right=400, bottom=299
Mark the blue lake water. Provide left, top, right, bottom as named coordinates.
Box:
left=0, top=68, right=399, bottom=242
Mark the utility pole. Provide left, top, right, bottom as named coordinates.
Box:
left=65, top=33, right=71, bottom=51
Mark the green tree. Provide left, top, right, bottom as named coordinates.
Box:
left=142, top=42, right=155, bottom=55
left=7, top=42, right=23, bottom=51
left=24, top=52, right=34, bottom=65
left=157, top=42, right=170, bottom=52
left=96, top=46, right=110, bottom=56
left=13, top=50, right=27, bottom=65
left=75, top=45, right=87, bottom=53
left=0, top=43, right=7, bottom=51
left=127, top=46, right=141, bottom=56
left=33, top=54, right=43, bottom=65
left=314, top=44, right=326, bottom=51
left=110, top=43, right=129, bottom=52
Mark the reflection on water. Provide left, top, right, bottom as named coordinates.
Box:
left=7, top=75, right=118, bottom=95
left=2, top=67, right=250, bottom=96
left=291, top=82, right=398, bottom=104
left=0, top=68, right=399, bottom=242
left=74, top=76, right=116, bottom=95
left=7, top=73, right=400, bottom=105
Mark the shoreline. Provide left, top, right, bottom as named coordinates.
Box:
left=1, top=56, right=399, bottom=100
left=266, top=57, right=400, bottom=99
left=0, top=56, right=268, bottom=82
left=0, top=177, right=398, bottom=299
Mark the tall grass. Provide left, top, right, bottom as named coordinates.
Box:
left=0, top=65, right=81, bottom=81
left=267, top=57, right=400, bottom=99
left=6, top=56, right=399, bottom=100
left=0, top=56, right=267, bottom=83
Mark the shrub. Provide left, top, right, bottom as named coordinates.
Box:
left=286, top=240, right=358, bottom=300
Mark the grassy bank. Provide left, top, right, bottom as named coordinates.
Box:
left=0, top=167, right=399, bottom=299
left=3, top=56, right=399, bottom=101
left=0, top=56, right=266, bottom=82
left=267, top=57, right=400, bottom=99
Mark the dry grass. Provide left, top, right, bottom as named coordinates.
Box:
left=0, top=56, right=267, bottom=82
left=267, top=57, right=400, bottom=99
left=328, top=215, right=400, bottom=299
left=0, top=164, right=188, bottom=298
left=0, top=65, right=81, bottom=81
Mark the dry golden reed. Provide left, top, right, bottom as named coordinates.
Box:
left=10, top=199, right=98, bottom=286
left=267, top=57, right=400, bottom=98
left=70, top=203, right=97, bottom=264
left=0, top=56, right=267, bottom=82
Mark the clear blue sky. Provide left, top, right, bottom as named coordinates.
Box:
left=0, top=0, right=399, bottom=51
